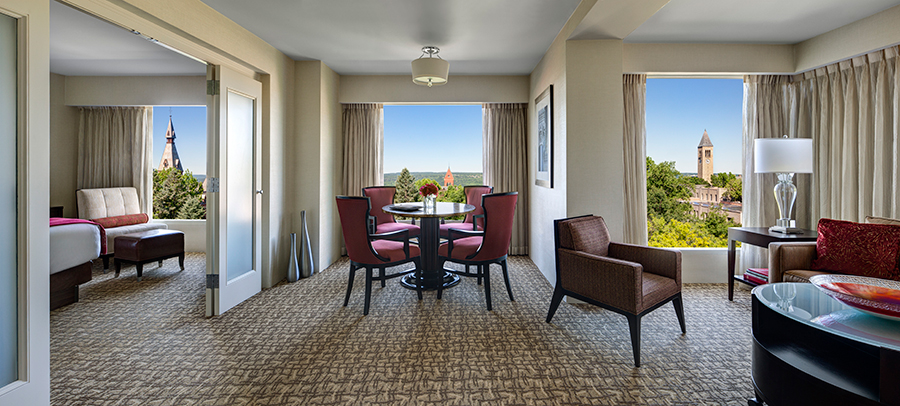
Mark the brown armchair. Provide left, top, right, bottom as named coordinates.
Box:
left=546, top=215, right=685, bottom=367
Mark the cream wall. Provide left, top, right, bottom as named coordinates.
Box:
left=295, top=60, right=343, bottom=273
left=49, top=73, right=80, bottom=218
left=63, top=0, right=296, bottom=288
left=63, top=76, right=205, bottom=106
left=795, top=4, right=900, bottom=72
left=339, top=75, right=529, bottom=103
left=623, top=44, right=794, bottom=74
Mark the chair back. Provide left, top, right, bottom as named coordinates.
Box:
left=472, top=192, right=518, bottom=260
left=336, top=196, right=380, bottom=264
left=362, top=186, right=396, bottom=225
left=463, top=185, right=493, bottom=227
left=556, top=215, right=611, bottom=256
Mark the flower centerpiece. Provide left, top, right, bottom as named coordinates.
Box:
left=419, top=183, right=439, bottom=213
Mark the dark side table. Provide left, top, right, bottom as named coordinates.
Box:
left=727, top=227, right=817, bottom=301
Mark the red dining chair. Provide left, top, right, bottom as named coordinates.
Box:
left=439, top=185, right=493, bottom=282
left=439, top=185, right=493, bottom=236
left=336, top=196, right=422, bottom=315
left=438, top=192, right=518, bottom=310
left=362, top=186, right=421, bottom=237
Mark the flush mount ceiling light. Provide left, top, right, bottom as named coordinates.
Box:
left=411, top=46, right=449, bottom=87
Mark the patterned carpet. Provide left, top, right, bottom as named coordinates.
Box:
left=50, top=253, right=755, bottom=405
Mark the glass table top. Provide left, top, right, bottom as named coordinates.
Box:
left=753, top=283, right=900, bottom=351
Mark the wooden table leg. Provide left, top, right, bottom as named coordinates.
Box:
left=728, top=237, right=736, bottom=301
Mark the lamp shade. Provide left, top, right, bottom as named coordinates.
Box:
left=411, top=57, right=449, bottom=87
left=754, top=138, right=813, bottom=173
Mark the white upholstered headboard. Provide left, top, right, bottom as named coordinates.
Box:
left=76, top=187, right=142, bottom=219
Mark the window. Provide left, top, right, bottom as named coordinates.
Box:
left=151, top=106, right=207, bottom=219
left=383, top=105, right=483, bottom=206
left=645, top=78, right=743, bottom=248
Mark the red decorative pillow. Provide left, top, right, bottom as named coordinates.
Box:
left=811, top=218, right=900, bottom=280
left=91, top=213, right=149, bottom=229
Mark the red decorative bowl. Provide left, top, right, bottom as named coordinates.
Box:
left=810, top=275, right=900, bottom=321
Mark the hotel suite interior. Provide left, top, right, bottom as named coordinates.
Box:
left=3, top=0, right=900, bottom=405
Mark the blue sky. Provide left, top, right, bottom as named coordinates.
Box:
left=152, top=106, right=206, bottom=175
left=646, top=78, right=744, bottom=175
left=384, top=105, right=483, bottom=173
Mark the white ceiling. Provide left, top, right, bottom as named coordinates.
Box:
left=198, top=0, right=582, bottom=75
left=49, top=0, right=900, bottom=77
left=49, top=1, right=206, bottom=76
left=625, top=0, right=900, bottom=44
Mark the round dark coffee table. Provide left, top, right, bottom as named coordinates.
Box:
left=383, top=202, right=475, bottom=291
left=750, top=283, right=900, bottom=406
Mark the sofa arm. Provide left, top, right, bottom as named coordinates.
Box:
left=768, top=242, right=817, bottom=283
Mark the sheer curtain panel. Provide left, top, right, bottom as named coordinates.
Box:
left=787, top=46, right=900, bottom=222
left=483, top=103, right=529, bottom=255
left=342, top=104, right=384, bottom=195
left=623, top=74, right=649, bottom=245
left=77, top=106, right=153, bottom=216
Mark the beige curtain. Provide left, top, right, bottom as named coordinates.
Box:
left=483, top=103, right=529, bottom=255
left=623, top=74, right=648, bottom=245
left=77, top=106, right=153, bottom=216
left=741, top=76, right=800, bottom=268
left=787, top=46, right=900, bottom=222
left=342, top=104, right=384, bottom=196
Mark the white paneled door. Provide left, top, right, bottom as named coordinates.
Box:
left=205, top=65, right=262, bottom=316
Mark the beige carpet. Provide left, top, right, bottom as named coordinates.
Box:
left=51, top=253, right=754, bottom=405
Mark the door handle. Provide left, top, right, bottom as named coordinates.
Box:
left=256, top=190, right=264, bottom=195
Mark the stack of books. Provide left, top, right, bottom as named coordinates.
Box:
left=743, top=268, right=769, bottom=285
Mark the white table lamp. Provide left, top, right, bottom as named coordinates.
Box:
left=754, top=136, right=813, bottom=234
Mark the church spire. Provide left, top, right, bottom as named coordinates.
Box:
left=698, top=129, right=713, bottom=147
left=158, top=115, right=184, bottom=171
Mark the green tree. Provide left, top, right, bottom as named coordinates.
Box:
left=153, top=168, right=206, bottom=219
left=646, top=157, right=693, bottom=222
left=394, top=168, right=417, bottom=203
left=438, top=185, right=465, bottom=203
left=709, top=172, right=742, bottom=202
left=648, top=216, right=724, bottom=248
left=701, top=208, right=738, bottom=240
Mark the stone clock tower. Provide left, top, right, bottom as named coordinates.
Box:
left=697, top=129, right=713, bottom=182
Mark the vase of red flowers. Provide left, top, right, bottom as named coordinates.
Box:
left=419, top=183, right=439, bottom=213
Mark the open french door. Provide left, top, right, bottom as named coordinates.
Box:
left=205, top=65, right=262, bottom=316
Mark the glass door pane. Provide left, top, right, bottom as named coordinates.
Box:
left=0, top=12, right=18, bottom=387
left=225, top=90, right=254, bottom=282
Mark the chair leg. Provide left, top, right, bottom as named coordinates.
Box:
left=546, top=286, right=565, bottom=323
left=626, top=314, right=641, bottom=367
left=380, top=267, right=386, bottom=288
left=437, top=259, right=444, bottom=300
left=475, top=264, right=482, bottom=285
left=500, top=259, right=514, bottom=301
left=343, top=265, right=356, bottom=307
left=483, top=264, right=493, bottom=311
left=363, top=267, right=373, bottom=316
left=672, top=294, right=686, bottom=334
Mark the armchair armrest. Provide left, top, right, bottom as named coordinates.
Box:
left=473, top=214, right=485, bottom=230
left=368, top=228, right=411, bottom=261
left=768, top=242, right=817, bottom=283
left=609, top=242, right=681, bottom=285
left=557, top=248, right=641, bottom=314
left=446, top=227, right=485, bottom=259
left=367, top=215, right=376, bottom=235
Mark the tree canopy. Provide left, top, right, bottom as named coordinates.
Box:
left=153, top=168, right=206, bottom=219
left=394, top=168, right=417, bottom=203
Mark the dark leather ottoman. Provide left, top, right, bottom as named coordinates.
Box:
left=114, top=229, right=185, bottom=281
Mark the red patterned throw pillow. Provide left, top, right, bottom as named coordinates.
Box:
left=811, top=218, right=900, bottom=280
left=91, top=213, right=149, bottom=229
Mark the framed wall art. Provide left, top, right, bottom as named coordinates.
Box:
left=535, top=84, right=553, bottom=188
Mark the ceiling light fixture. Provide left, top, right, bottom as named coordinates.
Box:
left=411, top=46, right=449, bottom=87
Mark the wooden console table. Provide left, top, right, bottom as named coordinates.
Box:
left=727, top=227, right=816, bottom=301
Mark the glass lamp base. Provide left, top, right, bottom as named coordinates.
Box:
left=769, top=225, right=805, bottom=234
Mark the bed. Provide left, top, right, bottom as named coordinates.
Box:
left=50, top=219, right=103, bottom=310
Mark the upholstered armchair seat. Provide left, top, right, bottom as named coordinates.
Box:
left=548, top=215, right=685, bottom=367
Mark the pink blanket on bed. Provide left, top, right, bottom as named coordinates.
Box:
left=50, top=217, right=106, bottom=255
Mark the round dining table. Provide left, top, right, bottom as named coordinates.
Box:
left=382, top=202, right=475, bottom=291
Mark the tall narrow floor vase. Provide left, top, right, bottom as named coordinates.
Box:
left=300, top=210, right=315, bottom=278
left=287, top=233, right=300, bottom=283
